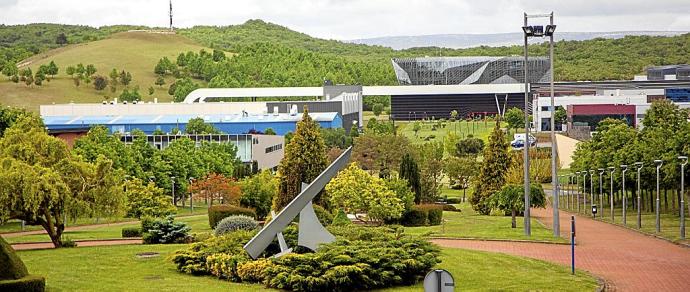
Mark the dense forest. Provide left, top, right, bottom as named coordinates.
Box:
left=1, top=20, right=690, bottom=89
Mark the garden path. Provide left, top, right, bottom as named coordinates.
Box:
left=432, top=207, right=690, bottom=291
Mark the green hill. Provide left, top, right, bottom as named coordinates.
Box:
left=0, top=31, right=211, bottom=111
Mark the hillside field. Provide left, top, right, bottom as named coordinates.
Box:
left=0, top=31, right=210, bottom=111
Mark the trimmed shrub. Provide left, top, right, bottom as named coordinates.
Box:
left=0, top=275, right=46, bottom=292
left=331, top=209, right=351, bottom=226
left=214, top=215, right=259, bottom=236
left=171, top=230, right=259, bottom=275
left=122, top=227, right=142, bottom=238
left=400, top=208, right=428, bottom=226
left=143, top=216, right=190, bottom=244
left=237, top=258, right=272, bottom=283
left=208, top=205, right=256, bottom=229
left=439, top=204, right=460, bottom=212
left=0, top=237, right=45, bottom=292
left=416, top=204, right=443, bottom=226
left=445, top=198, right=461, bottom=204
left=141, top=216, right=155, bottom=233
left=61, top=237, right=77, bottom=248
left=312, top=204, right=333, bottom=226
left=206, top=253, right=247, bottom=282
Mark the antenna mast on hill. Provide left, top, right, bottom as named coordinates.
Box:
left=169, top=0, right=173, bottom=31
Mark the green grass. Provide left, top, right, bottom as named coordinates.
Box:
left=398, top=120, right=496, bottom=144
left=405, top=202, right=566, bottom=243
left=18, top=244, right=268, bottom=292
left=17, top=244, right=598, bottom=292
left=3, top=215, right=211, bottom=244
left=377, top=248, right=598, bottom=292
left=0, top=31, right=212, bottom=111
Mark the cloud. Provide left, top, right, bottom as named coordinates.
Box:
left=0, top=0, right=687, bottom=39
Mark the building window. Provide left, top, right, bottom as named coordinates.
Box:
left=265, top=144, right=283, bottom=154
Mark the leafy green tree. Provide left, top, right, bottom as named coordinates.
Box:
left=0, top=117, right=125, bottom=247
left=119, top=88, right=141, bottom=102
left=24, top=73, right=33, bottom=87
left=455, top=136, right=484, bottom=157
left=554, top=106, right=567, bottom=125
left=365, top=118, right=395, bottom=135
left=240, top=170, right=278, bottom=219
left=264, top=128, right=276, bottom=135
left=148, top=86, right=155, bottom=96
left=384, top=176, right=415, bottom=212
left=124, top=178, right=176, bottom=219
left=444, top=156, right=479, bottom=202
left=10, top=74, right=19, bottom=83
left=176, top=52, right=187, bottom=66
left=47, top=60, right=59, bottom=77
left=488, top=184, right=546, bottom=228
left=0, top=106, right=27, bottom=136
left=471, top=120, right=510, bottom=214
left=212, top=49, right=226, bottom=62
left=415, top=142, right=444, bottom=203
left=93, top=75, right=108, bottom=90
left=320, top=128, right=351, bottom=149
left=73, top=125, right=141, bottom=176
left=155, top=75, right=166, bottom=87
left=443, top=131, right=460, bottom=156
left=109, top=68, right=119, bottom=86
left=326, top=163, right=404, bottom=224
left=1, top=62, right=18, bottom=78
left=372, top=103, right=384, bottom=117
left=161, top=137, right=200, bottom=205
left=85, top=64, right=97, bottom=76
left=504, top=107, right=524, bottom=134
left=274, top=109, right=328, bottom=211
left=75, top=63, right=85, bottom=75
left=33, top=71, right=44, bottom=86
left=172, top=77, right=199, bottom=102
left=66, top=65, right=75, bottom=77
left=412, top=122, right=421, bottom=137
left=399, top=153, right=421, bottom=204
left=55, top=33, right=68, bottom=45
left=185, top=117, right=220, bottom=134
left=119, top=70, right=132, bottom=86
left=352, top=133, right=410, bottom=174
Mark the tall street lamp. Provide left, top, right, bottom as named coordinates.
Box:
left=575, top=172, right=581, bottom=213
left=522, top=12, right=556, bottom=236
left=189, top=177, right=194, bottom=214
left=598, top=168, right=605, bottom=217
left=654, top=159, right=663, bottom=233
left=589, top=170, right=595, bottom=216
left=608, top=167, right=615, bottom=222
left=635, top=162, right=643, bottom=228
left=679, top=156, right=687, bottom=239
left=621, top=165, right=628, bottom=225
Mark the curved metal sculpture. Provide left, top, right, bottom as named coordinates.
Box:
left=243, top=147, right=352, bottom=259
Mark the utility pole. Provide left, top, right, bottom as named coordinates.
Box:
left=169, top=0, right=174, bottom=32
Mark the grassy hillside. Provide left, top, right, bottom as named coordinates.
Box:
left=0, top=31, right=210, bottom=111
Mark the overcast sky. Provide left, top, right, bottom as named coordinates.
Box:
left=0, top=0, right=689, bottom=40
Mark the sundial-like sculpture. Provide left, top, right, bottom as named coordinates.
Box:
left=244, top=147, right=352, bottom=259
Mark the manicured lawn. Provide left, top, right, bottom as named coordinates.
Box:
left=18, top=244, right=267, bottom=292
left=405, top=203, right=566, bottom=243
left=3, top=215, right=211, bottom=244
left=398, top=120, right=496, bottom=144
left=17, top=244, right=597, bottom=292
left=377, top=248, right=598, bottom=292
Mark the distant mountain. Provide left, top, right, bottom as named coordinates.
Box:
left=348, top=31, right=689, bottom=49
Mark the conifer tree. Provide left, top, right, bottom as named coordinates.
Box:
left=399, top=153, right=421, bottom=203
left=274, top=108, right=328, bottom=211
left=470, top=120, right=510, bottom=214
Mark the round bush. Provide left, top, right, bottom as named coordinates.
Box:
left=214, top=215, right=259, bottom=236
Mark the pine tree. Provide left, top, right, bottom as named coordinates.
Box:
left=274, top=108, right=328, bottom=211
left=399, top=153, right=421, bottom=203
left=470, top=120, right=510, bottom=214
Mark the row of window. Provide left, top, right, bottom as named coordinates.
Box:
left=265, top=144, right=283, bottom=154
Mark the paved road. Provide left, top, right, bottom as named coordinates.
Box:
left=433, top=207, right=690, bottom=292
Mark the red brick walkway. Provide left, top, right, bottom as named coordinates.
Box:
left=432, top=207, right=690, bottom=292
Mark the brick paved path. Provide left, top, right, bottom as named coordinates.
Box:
left=433, top=207, right=690, bottom=292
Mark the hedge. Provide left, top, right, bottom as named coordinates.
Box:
left=208, top=205, right=256, bottom=229
left=399, top=204, right=444, bottom=226
left=122, top=227, right=142, bottom=238
left=0, top=275, right=46, bottom=292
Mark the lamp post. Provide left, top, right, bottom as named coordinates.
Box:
left=575, top=171, right=580, bottom=213
left=522, top=12, right=556, bottom=236
left=589, top=170, right=595, bottom=216
left=582, top=171, right=588, bottom=213
left=608, top=166, right=615, bottom=222
left=170, top=176, right=175, bottom=206
left=679, top=156, right=687, bottom=240
left=654, top=159, right=663, bottom=233
left=621, top=165, right=628, bottom=225
left=635, top=162, right=643, bottom=228
left=189, top=177, right=194, bottom=214
left=599, top=168, right=606, bottom=216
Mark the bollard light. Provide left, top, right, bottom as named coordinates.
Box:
left=592, top=204, right=598, bottom=219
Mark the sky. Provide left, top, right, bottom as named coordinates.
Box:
left=0, top=0, right=689, bottom=40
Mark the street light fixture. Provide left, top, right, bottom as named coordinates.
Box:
left=634, top=162, right=643, bottom=228
left=189, top=177, right=194, bottom=214
left=679, top=156, right=688, bottom=239
left=575, top=172, right=581, bottom=213
left=598, top=168, right=605, bottom=217
left=170, top=176, right=176, bottom=206
left=608, top=166, right=615, bottom=222
left=621, top=165, right=628, bottom=225
left=654, top=159, right=663, bottom=233
left=589, top=170, right=595, bottom=216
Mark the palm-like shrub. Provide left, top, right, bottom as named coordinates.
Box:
left=213, top=215, right=259, bottom=236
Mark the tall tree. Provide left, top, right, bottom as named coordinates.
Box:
left=240, top=170, right=278, bottom=219
left=471, top=120, right=510, bottom=214
left=399, top=153, right=422, bottom=203
left=504, top=107, right=524, bottom=134
left=274, top=109, right=328, bottom=211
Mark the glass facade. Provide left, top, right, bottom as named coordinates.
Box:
left=391, top=56, right=551, bottom=85
left=572, top=115, right=634, bottom=131
left=120, top=134, right=253, bottom=162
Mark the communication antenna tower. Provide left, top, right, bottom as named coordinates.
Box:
left=169, top=0, right=173, bottom=31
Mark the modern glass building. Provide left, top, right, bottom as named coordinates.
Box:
left=391, top=56, right=551, bottom=85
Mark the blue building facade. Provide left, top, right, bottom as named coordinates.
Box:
left=43, top=112, right=343, bottom=136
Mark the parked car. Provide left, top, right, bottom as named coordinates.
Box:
left=511, top=134, right=536, bottom=148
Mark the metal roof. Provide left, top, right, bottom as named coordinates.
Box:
left=43, top=112, right=340, bottom=126
left=184, top=84, right=526, bottom=103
